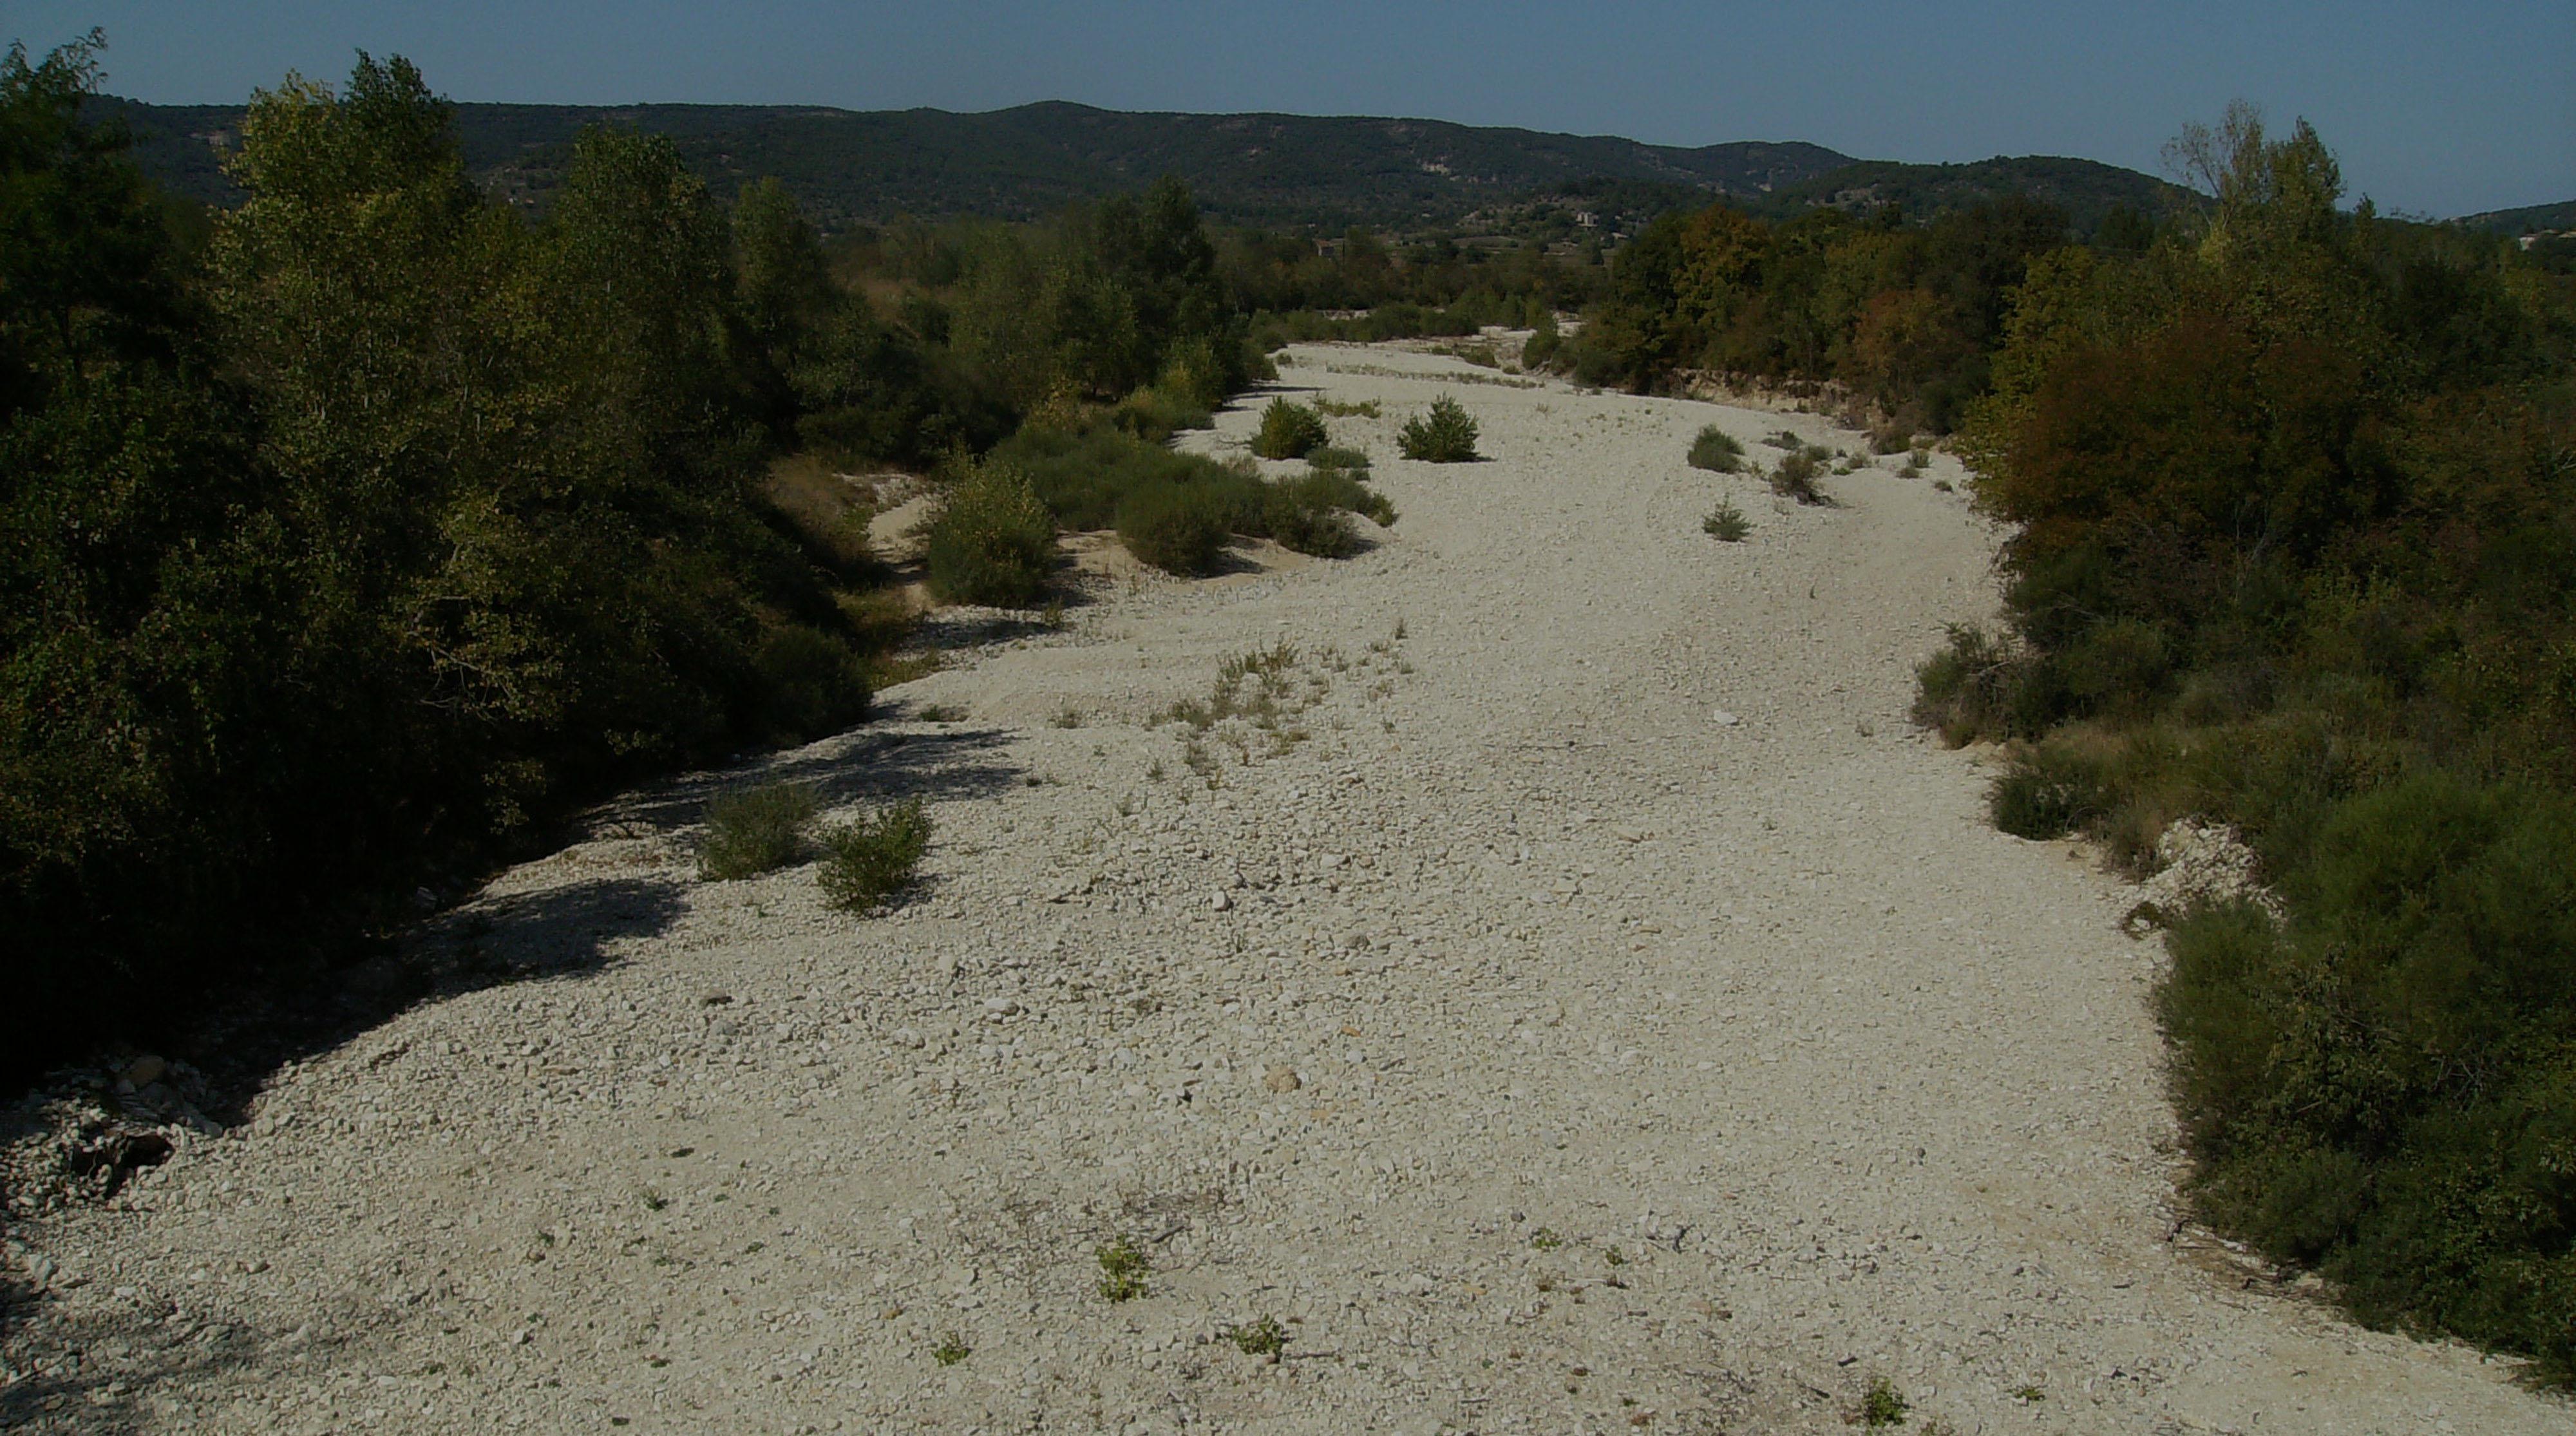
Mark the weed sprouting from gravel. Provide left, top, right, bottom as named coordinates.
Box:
left=918, top=703, right=965, bottom=723
left=1530, top=1227, right=1565, bottom=1251
left=697, top=782, right=819, bottom=880
left=932, top=1332, right=971, bottom=1366
left=1095, top=1236, right=1151, bottom=1301
left=817, top=797, right=932, bottom=911
left=1223, top=1315, right=1287, bottom=1361
left=1861, top=1374, right=1909, bottom=1427
left=1050, top=704, right=1085, bottom=728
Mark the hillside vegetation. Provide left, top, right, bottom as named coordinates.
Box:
left=93, top=95, right=1852, bottom=229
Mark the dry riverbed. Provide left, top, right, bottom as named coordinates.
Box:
left=4, top=343, right=2565, bottom=1434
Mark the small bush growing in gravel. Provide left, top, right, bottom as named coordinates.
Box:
left=1869, top=422, right=1915, bottom=455
left=1989, top=745, right=2106, bottom=840
left=1224, top=1316, right=1288, bottom=1360
left=1397, top=395, right=1480, bottom=462
left=817, top=797, right=932, bottom=910
left=698, top=782, right=819, bottom=880
left=1252, top=397, right=1329, bottom=459
left=1095, top=1236, right=1150, bottom=1301
left=923, top=461, right=1055, bottom=607
left=1307, top=444, right=1372, bottom=472
left=931, top=1333, right=971, bottom=1366
left=1314, top=398, right=1380, bottom=419
left=1117, top=481, right=1234, bottom=574
left=1688, top=425, right=1745, bottom=473
left=1280, top=465, right=1396, bottom=527
left=1763, top=429, right=1803, bottom=450
left=1770, top=449, right=1827, bottom=505
left=1264, top=493, right=1360, bottom=558
left=1861, top=1375, right=1909, bottom=1427
left=1703, top=499, right=1751, bottom=542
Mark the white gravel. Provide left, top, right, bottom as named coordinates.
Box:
left=4, top=343, right=2564, bottom=1434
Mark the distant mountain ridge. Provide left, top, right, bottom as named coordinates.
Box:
left=94, top=95, right=2186, bottom=234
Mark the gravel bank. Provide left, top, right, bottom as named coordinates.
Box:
left=5, top=344, right=2562, bottom=1434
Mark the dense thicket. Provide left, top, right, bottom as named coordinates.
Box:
left=1561, top=193, right=2079, bottom=432
left=1911, top=108, right=2576, bottom=1377
left=0, top=41, right=1274, bottom=1077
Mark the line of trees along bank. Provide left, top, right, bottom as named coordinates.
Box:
left=1532, top=95, right=2576, bottom=1384
left=0, top=39, right=1258, bottom=1079
left=1909, top=110, right=2575, bottom=1379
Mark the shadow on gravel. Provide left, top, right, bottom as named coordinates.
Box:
left=180, top=873, right=689, bottom=1127
left=0, top=1278, right=284, bottom=1434
left=618, top=723, right=1024, bottom=833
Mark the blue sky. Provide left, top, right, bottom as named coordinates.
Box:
left=11, top=1, right=2570, bottom=216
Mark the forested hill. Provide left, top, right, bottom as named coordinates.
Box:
left=90, top=95, right=1853, bottom=227
left=1747, top=155, right=2193, bottom=236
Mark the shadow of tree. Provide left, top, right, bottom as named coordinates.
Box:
left=0, top=716, right=1032, bottom=1422
left=0, top=1270, right=296, bottom=1433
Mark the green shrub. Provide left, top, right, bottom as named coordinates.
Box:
left=1108, top=385, right=1213, bottom=442
left=1868, top=423, right=1914, bottom=455
left=1095, top=1236, right=1150, bottom=1301
left=1314, top=399, right=1380, bottom=419
left=1264, top=490, right=1360, bottom=558
left=753, top=625, right=872, bottom=737
left=1989, top=744, right=2107, bottom=839
left=1283, top=464, right=1397, bottom=527
left=1763, top=430, right=1803, bottom=450
left=1769, top=449, right=1826, bottom=504
left=2159, top=777, right=2576, bottom=1381
left=1703, top=499, right=1750, bottom=542
left=1911, top=624, right=2029, bottom=745
left=991, top=422, right=1255, bottom=531
left=1522, top=312, right=1562, bottom=370
left=1117, top=481, right=1233, bottom=574
left=1397, top=394, right=1480, bottom=462
left=1223, top=1315, right=1287, bottom=1360
left=699, top=782, right=820, bottom=880
left=1252, top=397, right=1329, bottom=459
left=1687, top=425, right=1745, bottom=473
left=923, top=461, right=1056, bottom=607
left=817, top=797, right=932, bottom=910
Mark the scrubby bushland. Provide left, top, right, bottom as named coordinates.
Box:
left=1252, top=397, right=1328, bottom=458
left=698, top=782, right=820, bottom=880
left=1912, top=103, right=2576, bottom=1378
left=1561, top=192, right=2072, bottom=431
left=1397, top=395, right=1480, bottom=462
left=923, top=460, right=1056, bottom=605
left=1768, top=449, right=1826, bottom=504
left=1116, top=482, right=1235, bottom=574
left=988, top=418, right=1393, bottom=574
left=817, top=797, right=931, bottom=911
left=1687, top=425, right=1745, bottom=473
